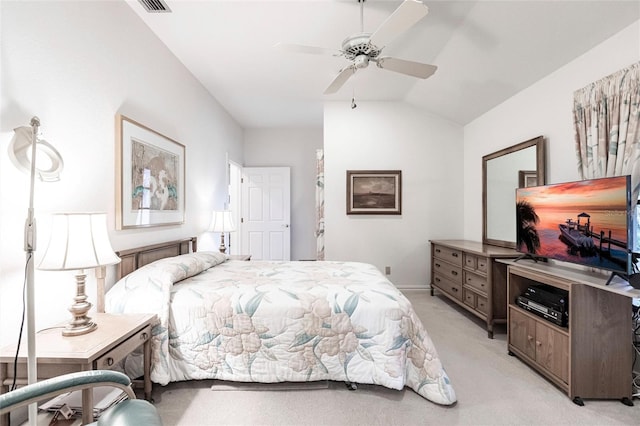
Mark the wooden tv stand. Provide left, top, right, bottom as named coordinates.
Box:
left=504, top=260, right=639, bottom=406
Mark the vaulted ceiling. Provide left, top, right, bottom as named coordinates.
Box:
left=126, top=0, right=640, bottom=128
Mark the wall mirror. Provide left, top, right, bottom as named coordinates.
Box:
left=483, top=136, right=545, bottom=248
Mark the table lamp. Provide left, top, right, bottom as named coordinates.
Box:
left=38, top=213, right=120, bottom=336
left=208, top=210, right=235, bottom=253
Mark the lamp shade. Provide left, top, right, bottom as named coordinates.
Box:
left=9, top=125, right=64, bottom=182
left=38, top=213, right=120, bottom=271
left=208, top=210, right=235, bottom=233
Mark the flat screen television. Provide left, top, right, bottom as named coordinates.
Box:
left=515, top=175, right=635, bottom=278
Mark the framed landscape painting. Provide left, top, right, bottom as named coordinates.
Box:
left=346, top=170, right=402, bottom=215
left=519, top=170, right=538, bottom=188
left=116, top=114, right=185, bottom=229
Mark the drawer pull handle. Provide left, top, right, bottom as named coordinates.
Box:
left=435, top=277, right=441, bottom=283
left=106, top=357, right=114, bottom=366
left=435, top=249, right=441, bottom=253
left=451, top=271, right=458, bottom=276
left=435, top=263, right=441, bottom=268
left=141, top=332, right=148, bottom=340
left=452, top=287, right=458, bottom=292
left=452, top=253, right=458, bottom=257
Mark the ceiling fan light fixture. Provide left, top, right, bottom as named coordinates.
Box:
left=354, top=55, right=369, bottom=69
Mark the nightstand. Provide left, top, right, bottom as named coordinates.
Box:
left=0, top=313, right=156, bottom=426
left=229, top=254, right=252, bottom=261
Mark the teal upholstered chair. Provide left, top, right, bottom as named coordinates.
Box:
left=0, top=370, right=162, bottom=425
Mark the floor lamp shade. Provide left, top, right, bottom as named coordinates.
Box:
left=38, top=213, right=120, bottom=336
left=10, top=125, right=64, bottom=182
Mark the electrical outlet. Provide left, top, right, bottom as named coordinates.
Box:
left=385, top=266, right=391, bottom=275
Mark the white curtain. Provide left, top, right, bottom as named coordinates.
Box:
left=573, top=62, right=640, bottom=201
left=315, top=149, right=325, bottom=260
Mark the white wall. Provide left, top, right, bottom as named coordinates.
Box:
left=0, top=1, right=243, bottom=347
left=244, top=128, right=322, bottom=261
left=463, top=20, right=640, bottom=242
left=324, top=101, right=464, bottom=288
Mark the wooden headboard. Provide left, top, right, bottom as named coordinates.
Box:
left=115, top=237, right=198, bottom=280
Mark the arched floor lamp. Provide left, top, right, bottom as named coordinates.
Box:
left=9, top=117, right=64, bottom=425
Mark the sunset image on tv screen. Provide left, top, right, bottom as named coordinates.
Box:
left=515, top=175, right=631, bottom=273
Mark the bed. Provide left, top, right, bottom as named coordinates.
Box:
left=104, top=238, right=456, bottom=406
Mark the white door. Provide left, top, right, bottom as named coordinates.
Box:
left=241, top=167, right=291, bottom=260
left=227, top=159, right=242, bottom=255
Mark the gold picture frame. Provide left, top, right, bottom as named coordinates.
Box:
left=346, top=170, right=402, bottom=215
left=116, top=114, right=185, bottom=229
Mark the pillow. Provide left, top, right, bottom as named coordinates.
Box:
left=144, top=251, right=228, bottom=282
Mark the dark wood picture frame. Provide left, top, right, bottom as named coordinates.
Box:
left=346, top=170, right=402, bottom=215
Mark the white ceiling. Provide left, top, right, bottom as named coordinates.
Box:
left=126, top=0, right=640, bottom=129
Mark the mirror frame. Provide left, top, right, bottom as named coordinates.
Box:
left=482, top=136, right=546, bottom=248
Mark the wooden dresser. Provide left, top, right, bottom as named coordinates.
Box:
left=430, top=240, right=519, bottom=338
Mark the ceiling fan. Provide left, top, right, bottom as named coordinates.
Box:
left=275, top=0, right=437, bottom=94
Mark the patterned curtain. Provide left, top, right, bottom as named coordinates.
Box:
left=315, top=149, right=325, bottom=260
left=574, top=62, right=640, bottom=201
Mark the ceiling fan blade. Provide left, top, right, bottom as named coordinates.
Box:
left=375, top=57, right=437, bottom=79
left=369, top=0, right=429, bottom=49
left=324, top=66, right=357, bottom=94
left=273, top=42, right=342, bottom=57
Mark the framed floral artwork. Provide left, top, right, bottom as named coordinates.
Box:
left=116, top=114, right=185, bottom=229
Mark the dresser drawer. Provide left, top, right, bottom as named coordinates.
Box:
left=463, top=288, right=476, bottom=308
left=464, top=271, right=488, bottom=294
left=95, top=325, right=151, bottom=369
left=476, top=294, right=488, bottom=315
left=477, top=257, right=488, bottom=273
left=463, top=288, right=489, bottom=316
left=433, top=260, right=462, bottom=283
left=464, top=254, right=476, bottom=269
left=433, top=245, right=463, bottom=267
left=464, top=253, right=489, bottom=274
left=433, top=273, right=463, bottom=301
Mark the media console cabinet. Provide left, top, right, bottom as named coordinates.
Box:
left=504, top=260, right=640, bottom=406
left=429, top=240, right=519, bottom=338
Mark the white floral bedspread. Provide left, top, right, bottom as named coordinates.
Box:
left=105, top=252, right=456, bottom=405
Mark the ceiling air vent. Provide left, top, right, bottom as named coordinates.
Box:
left=138, top=0, right=171, bottom=13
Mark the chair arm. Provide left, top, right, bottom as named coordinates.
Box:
left=97, top=399, right=162, bottom=426
left=0, top=370, right=136, bottom=415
